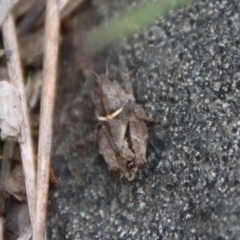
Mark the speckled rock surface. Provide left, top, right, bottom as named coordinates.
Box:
left=48, top=0, right=240, bottom=239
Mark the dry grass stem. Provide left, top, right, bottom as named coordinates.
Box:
left=17, top=226, right=32, bottom=240
left=13, top=0, right=39, bottom=19
left=0, top=0, right=18, bottom=26
left=59, top=0, right=84, bottom=18
left=34, top=0, right=60, bottom=238
left=2, top=13, right=36, bottom=226
left=17, top=0, right=45, bottom=36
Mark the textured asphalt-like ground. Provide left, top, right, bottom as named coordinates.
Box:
left=48, top=0, right=240, bottom=239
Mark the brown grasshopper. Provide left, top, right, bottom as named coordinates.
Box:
left=93, top=69, right=150, bottom=181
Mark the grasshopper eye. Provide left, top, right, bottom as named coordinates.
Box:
left=126, top=161, right=135, bottom=170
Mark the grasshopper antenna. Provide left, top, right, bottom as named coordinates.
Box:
left=90, top=70, right=101, bottom=85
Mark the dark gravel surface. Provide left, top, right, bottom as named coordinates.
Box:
left=48, top=0, right=240, bottom=239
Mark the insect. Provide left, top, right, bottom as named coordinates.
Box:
left=93, top=68, right=150, bottom=181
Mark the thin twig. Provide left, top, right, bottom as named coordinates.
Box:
left=13, top=0, right=39, bottom=19
left=34, top=0, right=60, bottom=239
left=17, top=0, right=45, bottom=37
left=17, top=226, right=32, bottom=240
left=0, top=0, right=18, bottom=27
left=59, top=0, right=84, bottom=18
left=2, top=13, right=36, bottom=226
